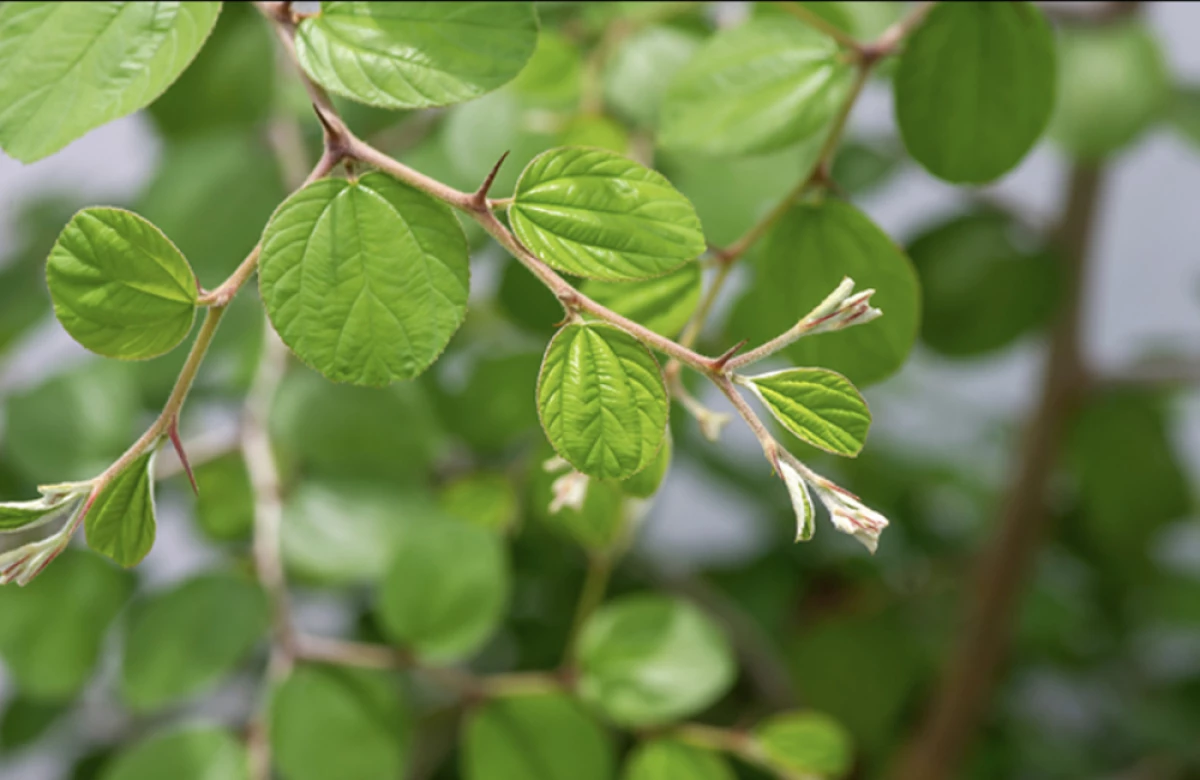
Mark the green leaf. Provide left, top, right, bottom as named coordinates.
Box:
left=658, top=17, right=854, bottom=156
left=560, top=115, right=631, bottom=155
left=282, top=481, right=451, bottom=586
left=746, top=368, right=871, bottom=457
left=581, top=264, right=702, bottom=339
left=0, top=549, right=133, bottom=701
left=538, top=322, right=669, bottom=481
left=440, top=473, right=520, bottom=533
left=604, top=26, right=702, bottom=129
left=193, top=453, right=255, bottom=542
left=754, top=712, right=853, bottom=778
left=0, top=497, right=66, bottom=533
left=1168, top=85, right=1200, bottom=148
left=0, top=696, right=68, bottom=751
left=270, top=368, right=440, bottom=483
left=259, top=172, right=470, bottom=387
left=830, top=139, right=904, bottom=197
left=147, top=2, right=275, bottom=139
left=624, top=739, right=735, bottom=780
left=510, top=30, right=583, bottom=109
left=270, top=665, right=409, bottom=780
left=436, top=349, right=542, bottom=453
left=121, top=573, right=269, bottom=711
left=1050, top=21, right=1169, bottom=160
left=509, top=147, right=706, bottom=281
left=295, top=2, right=538, bottom=110
left=376, top=517, right=510, bottom=663
left=621, top=433, right=672, bottom=499
left=463, top=692, right=614, bottom=780
left=84, top=451, right=157, bottom=568
left=895, top=2, right=1055, bottom=184
left=442, top=89, right=559, bottom=197
left=0, top=2, right=221, bottom=162
left=3, top=361, right=138, bottom=483
left=729, top=199, right=919, bottom=386
left=101, top=727, right=249, bottom=780
left=577, top=594, right=735, bottom=727
left=46, top=208, right=198, bottom=360
left=908, top=210, right=1059, bottom=357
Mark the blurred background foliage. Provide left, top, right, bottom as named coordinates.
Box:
left=1, top=1, right=1200, bottom=779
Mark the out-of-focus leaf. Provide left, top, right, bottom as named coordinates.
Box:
left=754, top=711, right=853, bottom=778
left=581, top=264, right=702, bottom=339
left=511, top=30, right=583, bottom=109
left=624, top=739, right=735, bottom=780
left=0, top=696, right=68, bottom=751
left=0, top=549, right=133, bottom=701
left=604, top=26, right=702, bottom=129
left=829, top=139, right=903, bottom=196
left=440, top=473, right=520, bottom=533
left=193, top=453, right=254, bottom=542
left=436, top=349, right=542, bottom=453
left=102, top=727, right=249, bottom=780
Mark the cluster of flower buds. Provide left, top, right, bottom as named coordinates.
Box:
left=775, top=453, right=889, bottom=555
left=798, top=277, right=883, bottom=337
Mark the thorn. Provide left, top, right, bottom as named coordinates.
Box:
left=311, top=103, right=350, bottom=158
left=710, top=339, right=748, bottom=372
left=471, top=152, right=510, bottom=210
left=168, top=417, right=199, bottom=497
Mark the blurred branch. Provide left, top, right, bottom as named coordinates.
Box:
left=1099, top=355, right=1200, bottom=388
left=894, top=163, right=1106, bottom=780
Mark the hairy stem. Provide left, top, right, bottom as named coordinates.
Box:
left=893, top=164, right=1104, bottom=780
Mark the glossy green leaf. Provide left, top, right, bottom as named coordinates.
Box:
left=270, top=665, right=408, bottom=780
left=510, top=147, right=706, bottom=281
left=193, top=453, right=255, bottom=542
left=84, top=451, right=156, bottom=568
left=121, top=574, right=269, bottom=711
left=463, top=692, right=614, bottom=780
left=754, top=712, right=853, bottom=778
left=908, top=210, right=1059, bottom=357
left=577, top=594, right=735, bottom=727
left=259, top=172, right=470, bottom=387
left=624, top=739, right=735, bottom=780
left=1050, top=21, right=1169, bottom=160
left=102, top=727, right=249, bottom=780
left=659, top=17, right=854, bottom=156
left=538, top=322, right=669, bottom=481
left=282, top=481, right=451, bottom=585
left=0, top=550, right=133, bottom=701
left=295, top=2, right=538, bottom=109
left=895, top=2, right=1055, bottom=183
left=46, top=208, right=198, bottom=360
left=377, top=518, right=510, bottom=662
left=3, top=361, right=138, bottom=483
left=746, top=368, right=871, bottom=457
left=729, top=199, right=919, bottom=386
left=621, top=433, right=672, bottom=500
left=440, top=473, right=519, bottom=533
left=0, top=2, right=220, bottom=162
left=582, top=264, right=702, bottom=339
left=604, top=26, right=702, bottom=129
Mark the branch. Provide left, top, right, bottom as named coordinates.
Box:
left=892, top=163, right=1105, bottom=780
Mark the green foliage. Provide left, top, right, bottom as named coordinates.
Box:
left=746, top=368, right=871, bottom=456
left=582, top=264, right=703, bottom=339
left=295, top=2, right=538, bottom=109
left=0, top=2, right=220, bottom=161
left=83, top=452, right=157, bottom=568
left=539, top=322, right=669, bottom=480
left=754, top=711, right=854, bottom=777
left=895, top=2, right=1055, bottom=183
left=259, top=173, right=470, bottom=386
left=102, top=727, right=249, bottom=780
left=46, top=208, right=198, bottom=361
left=269, top=665, right=409, bottom=780
left=577, top=595, right=735, bottom=727
left=624, top=739, right=735, bottom=780
left=509, top=147, right=706, bottom=281
left=376, top=516, right=510, bottom=662
left=463, top=692, right=614, bottom=780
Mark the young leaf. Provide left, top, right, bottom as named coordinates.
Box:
left=0, top=2, right=221, bottom=162
left=121, top=573, right=269, bottom=711
left=753, top=711, right=853, bottom=778
left=581, top=264, right=702, bottom=339
left=0, top=549, right=134, bottom=700
left=258, top=172, right=469, bottom=387
left=84, top=452, right=157, bottom=568
left=577, top=594, right=735, bottom=727
left=376, top=518, right=510, bottom=663
left=624, top=740, right=736, bottom=780
left=780, top=460, right=816, bottom=542
left=0, top=496, right=71, bottom=533
left=729, top=199, right=919, bottom=386
left=463, top=692, right=614, bottom=780
left=102, top=727, right=249, bottom=780
left=658, top=17, right=854, bottom=156
left=295, top=2, right=538, bottom=109
left=1050, top=20, right=1170, bottom=160
left=509, top=147, right=706, bottom=281
left=270, top=665, right=409, bottom=780
left=537, top=323, right=669, bottom=481
left=46, top=208, right=199, bottom=361
left=744, top=369, right=871, bottom=457
left=895, top=2, right=1056, bottom=184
